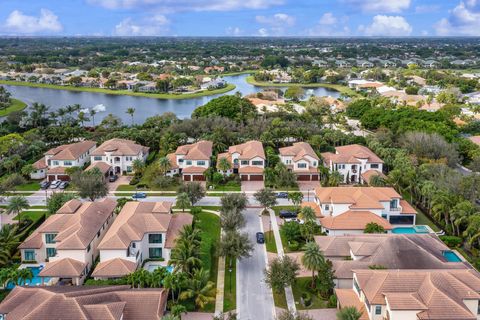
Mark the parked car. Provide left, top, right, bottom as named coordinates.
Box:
left=58, top=181, right=69, bottom=189
left=256, top=232, right=265, bottom=244
left=285, top=218, right=304, bottom=224
left=109, top=175, right=118, bottom=183
left=50, top=180, right=61, bottom=189
left=276, top=192, right=289, bottom=199
left=279, top=210, right=297, bottom=219
left=131, top=192, right=147, bottom=200
left=40, top=181, right=50, bottom=189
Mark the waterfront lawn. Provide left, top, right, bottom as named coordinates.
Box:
left=292, top=278, right=330, bottom=310
left=223, top=256, right=237, bottom=312
left=0, top=99, right=27, bottom=117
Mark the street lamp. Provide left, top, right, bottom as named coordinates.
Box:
left=229, top=267, right=233, bottom=293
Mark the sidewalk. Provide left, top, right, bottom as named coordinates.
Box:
left=215, top=256, right=226, bottom=315
left=268, top=209, right=297, bottom=314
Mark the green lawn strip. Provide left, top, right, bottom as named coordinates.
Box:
left=115, top=184, right=178, bottom=191
left=198, top=206, right=221, bottom=211
left=113, top=192, right=175, bottom=197
left=265, top=231, right=277, bottom=253
left=0, top=80, right=235, bottom=100
left=272, top=206, right=297, bottom=216
left=279, top=228, right=291, bottom=253
left=208, top=185, right=241, bottom=192
left=291, top=277, right=329, bottom=310
left=15, top=182, right=41, bottom=192
left=14, top=211, right=46, bottom=223
left=0, top=99, right=27, bottom=117
left=272, top=290, right=288, bottom=309
left=217, top=70, right=255, bottom=76
left=223, top=256, right=237, bottom=312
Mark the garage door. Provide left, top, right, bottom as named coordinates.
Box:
left=241, top=175, right=249, bottom=181
left=311, top=174, right=319, bottom=181
left=47, top=175, right=55, bottom=182
left=192, top=175, right=206, bottom=181
left=58, top=175, right=70, bottom=181
left=297, top=175, right=311, bottom=181
left=249, top=175, right=264, bottom=181
left=183, top=175, right=191, bottom=181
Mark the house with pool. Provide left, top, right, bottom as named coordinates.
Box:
left=336, top=269, right=480, bottom=320
left=92, top=201, right=192, bottom=280
left=18, top=198, right=117, bottom=285
left=313, top=186, right=417, bottom=235
left=314, top=234, right=470, bottom=289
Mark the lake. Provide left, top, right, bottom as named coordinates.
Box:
left=3, top=74, right=339, bottom=123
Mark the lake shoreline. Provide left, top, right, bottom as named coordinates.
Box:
left=0, top=98, right=27, bottom=117
left=0, top=80, right=236, bottom=100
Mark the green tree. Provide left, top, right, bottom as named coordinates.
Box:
left=218, top=230, right=253, bottom=272
left=288, top=191, right=304, bottom=212
left=220, top=193, right=248, bottom=213
left=176, top=192, right=191, bottom=212
left=47, top=192, right=77, bottom=215
left=0, top=224, right=21, bottom=266
left=254, top=188, right=278, bottom=212
left=179, top=268, right=216, bottom=309
left=284, top=87, right=305, bottom=101
left=71, top=168, right=108, bottom=201
left=6, top=196, right=30, bottom=225
left=299, top=206, right=316, bottom=224
left=177, top=182, right=206, bottom=205
left=126, top=107, right=136, bottom=126
left=264, top=256, right=299, bottom=293
left=301, top=242, right=325, bottom=289
left=336, top=307, right=363, bottom=320
left=158, top=156, right=172, bottom=176
left=192, top=95, right=258, bottom=123
left=132, top=159, right=145, bottom=175
left=218, top=157, right=232, bottom=177
left=364, top=222, right=386, bottom=234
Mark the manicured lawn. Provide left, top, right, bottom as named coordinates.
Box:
left=0, top=80, right=236, bottom=100
left=116, top=184, right=178, bottom=191
left=273, top=289, right=288, bottom=309
left=15, top=181, right=41, bottom=192
left=208, top=181, right=241, bottom=192
left=14, top=211, right=46, bottom=223
left=292, top=278, right=330, bottom=310
left=0, top=99, right=27, bottom=117
left=279, top=228, right=291, bottom=253
left=272, top=206, right=297, bottom=216
left=199, top=206, right=221, bottom=211
left=113, top=192, right=175, bottom=197
left=415, top=211, right=440, bottom=232
left=265, top=231, right=277, bottom=253
left=223, top=256, right=237, bottom=312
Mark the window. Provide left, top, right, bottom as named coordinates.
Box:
left=353, top=279, right=360, bottom=293
left=87, top=244, right=91, bottom=252
left=24, top=250, right=35, bottom=261
left=197, top=160, right=206, bottom=166
left=149, top=234, right=163, bottom=244
left=149, top=247, right=162, bottom=258
left=52, top=161, right=59, bottom=166
left=97, top=231, right=101, bottom=238
left=338, top=164, right=345, bottom=169
left=45, top=233, right=57, bottom=244
left=325, top=204, right=330, bottom=211
left=297, top=163, right=307, bottom=169
left=375, top=306, right=382, bottom=315
left=94, top=156, right=102, bottom=161
left=46, top=247, right=56, bottom=258
left=390, top=199, right=398, bottom=209
left=63, top=161, right=72, bottom=166
left=241, top=160, right=249, bottom=165
left=186, top=160, right=192, bottom=165
left=370, top=164, right=379, bottom=169
left=126, top=166, right=132, bottom=172
left=313, top=161, right=317, bottom=166
left=252, top=160, right=263, bottom=166
left=179, top=159, right=184, bottom=163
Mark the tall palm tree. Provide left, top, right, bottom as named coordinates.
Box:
left=298, top=206, right=316, bottom=224
left=301, top=242, right=325, bottom=288
left=0, top=224, right=21, bottom=266
left=164, top=272, right=187, bottom=303
left=89, top=109, right=96, bottom=127
left=158, top=157, right=171, bottom=176
left=77, top=111, right=89, bottom=127
left=169, top=241, right=202, bottom=274
left=126, top=107, right=136, bottom=126
left=217, top=157, right=231, bottom=178
left=150, top=267, right=169, bottom=288
left=328, top=171, right=342, bottom=186
left=179, top=268, right=216, bottom=309
left=176, top=225, right=201, bottom=246
left=6, top=196, right=30, bottom=225
left=132, top=159, right=145, bottom=175
left=15, top=268, right=33, bottom=285
left=336, top=306, right=363, bottom=320
left=176, top=192, right=191, bottom=212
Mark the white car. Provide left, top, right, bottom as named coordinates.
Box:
left=284, top=218, right=305, bottom=224
left=50, top=180, right=61, bottom=189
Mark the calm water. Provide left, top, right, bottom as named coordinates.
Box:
left=4, top=74, right=339, bottom=123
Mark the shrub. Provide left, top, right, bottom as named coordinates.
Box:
left=328, top=294, right=337, bottom=308
left=129, top=176, right=140, bottom=185
left=288, top=240, right=300, bottom=251
left=151, top=176, right=177, bottom=189
left=440, top=235, right=462, bottom=248
left=190, top=206, right=202, bottom=217
left=301, top=292, right=312, bottom=307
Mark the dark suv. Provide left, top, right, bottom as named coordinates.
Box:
left=279, top=210, right=297, bottom=219
left=256, top=232, right=265, bottom=244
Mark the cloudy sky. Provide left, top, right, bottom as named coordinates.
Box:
left=0, top=0, right=479, bottom=37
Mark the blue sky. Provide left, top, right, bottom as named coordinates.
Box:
left=0, top=0, right=479, bottom=36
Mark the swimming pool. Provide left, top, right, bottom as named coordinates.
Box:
left=392, top=225, right=430, bottom=234
left=6, top=266, right=51, bottom=289
left=146, top=265, right=174, bottom=273
left=443, top=250, right=462, bottom=262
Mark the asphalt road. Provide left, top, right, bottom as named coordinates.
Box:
left=237, top=208, right=275, bottom=320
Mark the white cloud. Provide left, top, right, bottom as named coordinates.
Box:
left=341, top=0, right=410, bottom=13
left=4, top=9, right=63, bottom=34
left=305, top=13, right=350, bottom=36
left=256, top=13, right=295, bottom=26
left=318, top=12, right=337, bottom=25
left=114, top=14, right=170, bottom=36
left=226, top=26, right=243, bottom=36
left=257, top=28, right=269, bottom=37
left=88, top=0, right=284, bottom=12
left=360, top=15, right=412, bottom=36
left=435, top=0, right=480, bottom=36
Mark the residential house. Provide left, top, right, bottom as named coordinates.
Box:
left=347, top=80, right=384, bottom=92
left=90, top=138, right=149, bottom=175
left=92, top=202, right=192, bottom=280
left=469, top=135, right=480, bottom=147
left=335, top=60, right=351, bottom=68
left=313, top=186, right=417, bottom=234
left=279, top=142, right=320, bottom=181
left=166, top=140, right=213, bottom=181
left=0, top=286, right=168, bottom=320
left=200, top=78, right=226, bottom=90
left=336, top=269, right=480, bottom=320
left=217, top=140, right=266, bottom=181
left=321, top=144, right=384, bottom=184
left=422, top=60, right=439, bottom=68
left=356, top=60, right=374, bottom=68
left=18, top=199, right=117, bottom=285
left=315, top=234, right=470, bottom=288
left=30, top=140, right=96, bottom=181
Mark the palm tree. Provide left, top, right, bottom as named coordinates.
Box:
left=15, top=268, right=33, bottom=285
left=0, top=267, right=17, bottom=288
left=328, top=171, right=342, bottom=186
left=6, top=196, right=30, bottom=225
left=132, top=159, right=145, bottom=175
left=169, top=241, right=202, bottom=274
left=176, top=192, right=191, bottom=212
left=336, top=307, right=363, bottom=320
left=150, top=267, right=168, bottom=288
left=301, top=242, right=325, bottom=288
left=176, top=225, right=202, bottom=247
left=164, top=272, right=187, bottom=303
left=89, top=109, right=96, bottom=126
left=217, top=157, right=231, bottom=178
left=299, top=206, right=316, bottom=224
left=179, top=268, right=216, bottom=309
left=158, top=156, right=171, bottom=176
left=77, top=111, right=89, bottom=127
left=450, top=201, right=475, bottom=236
left=0, top=224, right=20, bottom=266
left=126, top=107, right=136, bottom=126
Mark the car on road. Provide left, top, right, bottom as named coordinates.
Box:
left=279, top=210, right=297, bottom=219
left=58, top=181, right=69, bottom=189
left=276, top=192, right=289, bottom=198
left=50, top=180, right=61, bottom=189
left=40, top=181, right=50, bottom=189
left=256, top=232, right=265, bottom=244
left=131, top=192, right=147, bottom=200
left=109, top=175, right=118, bottom=183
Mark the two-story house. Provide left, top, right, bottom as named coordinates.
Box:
left=217, top=140, right=266, bottom=181
left=321, top=144, right=384, bottom=184
left=90, top=138, right=149, bottom=175
left=279, top=142, right=320, bottom=181
left=30, top=141, right=96, bottom=181
left=314, top=187, right=416, bottom=235
left=336, top=269, right=480, bottom=320
left=18, top=198, right=117, bottom=285
left=166, top=140, right=213, bottom=181
left=92, top=202, right=192, bottom=280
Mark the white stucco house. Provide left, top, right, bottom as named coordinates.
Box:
left=279, top=142, right=320, bottom=181
left=166, top=140, right=213, bottom=181
left=217, top=140, right=266, bottom=181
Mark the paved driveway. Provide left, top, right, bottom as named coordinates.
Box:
left=297, top=181, right=320, bottom=193
left=237, top=209, right=275, bottom=320
left=109, top=175, right=131, bottom=191
left=241, top=181, right=264, bottom=192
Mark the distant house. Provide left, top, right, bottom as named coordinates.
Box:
left=92, top=202, right=192, bottom=280
left=348, top=80, right=384, bottom=91
left=204, top=66, right=225, bottom=74
left=356, top=60, right=374, bottom=68
left=321, top=144, right=384, bottom=184
left=217, top=140, right=265, bottom=181
left=312, top=59, right=328, bottom=67
left=314, top=186, right=417, bottom=234
left=422, top=60, right=439, bottom=68
left=31, top=140, right=97, bottom=181
left=279, top=142, right=320, bottom=181
left=90, top=139, right=149, bottom=175
left=166, top=140, right=213, bottom=181
left=0, top=286, right=168, bottom=320
left=200, top=78, right=226, bottom=90
left=18, top=199, right=117, bottom=285
left=335, top=60, right=351, bottom=68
